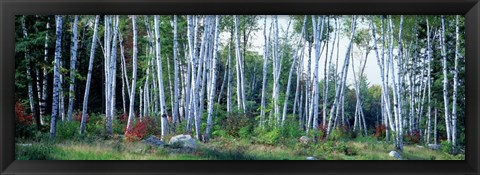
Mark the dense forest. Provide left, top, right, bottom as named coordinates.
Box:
left=15, top=15, right=465, bottom=160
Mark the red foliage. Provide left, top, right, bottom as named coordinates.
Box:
left=73, top=112, right=90, bottom=123
left=125, top=121, right=147, bottom=142
left=142, top=117, right=159, bottom=135
left=15, top=101, right=33, bottom=125
left=374, top=124, right=387, bottom=138
left=405, top=130, right=421, bottom=144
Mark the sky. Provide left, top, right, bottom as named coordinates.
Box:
left=219, top=15, right=383, bottom=87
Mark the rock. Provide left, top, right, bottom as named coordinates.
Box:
left=141, top=136, right=165, bottom=147
left=415, top=145, right=424, bottom=148
left=299, top=136, right=311, bottom=144
left=16, top=143, right=32, bottom=147
left=389, top=151, right=402, bottom=160
left=428, top=144, right=440, bottom=150
left=306, top=157, right=317, bottom=160
left=169, top=134, right=198, bottom=149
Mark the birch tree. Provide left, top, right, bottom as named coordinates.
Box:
left=67, top=15, right=79, bottom=122
left=154, top=15, right=169, bottom=140
left=50, top=15, right=63, bottom=139
left=205, top=15, right=220, bottom=142
left=125, top=15, right=139, bottom=134
left=440, top=15, right=451, bottom=143
left=80, top=15, right=100, bottom=135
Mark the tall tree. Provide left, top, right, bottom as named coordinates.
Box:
left=205, top=15, right=220, bottom=142
left=80, top=15, right=100, bottom=135
left=154, top=15, right=169, bottom=140
left=50, top=15, right=63, bottom=140
left=125, top=15, right=139, bottom=134
left=67, top=15, right=79, bottom=122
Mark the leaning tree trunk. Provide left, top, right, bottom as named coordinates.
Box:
left=125, top=15, right=139, bottom=135
left=67, top=15, right=79, bottom=122
left=205, top=15, right=220, bottom=143
left=80, top=15, right=100, bottom=135
left=326, top=16, right=356, bottom=139
left=50, top=15, right=63, bottom=140
left=282, top=16, right=306, bottom=127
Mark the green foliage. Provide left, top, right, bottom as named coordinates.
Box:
left=16, top=143, right=55, bottom=160
left=440, top=140, right=455, bottom=154
left=55, top=121, right=80, bottom=140
left=254, top=127, right=281, bottom=145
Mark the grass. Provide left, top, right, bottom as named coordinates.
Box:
left=15, top=135, right=464, bottom=160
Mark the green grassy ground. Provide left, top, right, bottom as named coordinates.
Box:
left=15, top=135, right=464, bottom=160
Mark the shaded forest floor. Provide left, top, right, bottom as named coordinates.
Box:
left=16, top=134, right=464, bottom=160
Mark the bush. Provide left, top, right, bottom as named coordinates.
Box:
left=374, top=124, right=387, bottom=139
left=73, top=111, right=90, bottom=123
left=440, top=140, right=455, bottom=154
left=56, top=121, right=80, bottom=140
left=405, top=130, right=421, bottom=144
left=255, top=128, right=281, bottom=145
left=16, top=143, right=54, bottom=160
left=142, top=117, right=160, bottom=136
left=125, top=121, right=147, bottom=142
left=222, top=112, right=252, bottom=138
left=15, top=101, right=35, bottom=140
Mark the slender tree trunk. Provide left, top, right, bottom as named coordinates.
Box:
left=154, top=15, right=169, bottom=141
left=326, top=16, right=356, bottom=139
left=205, top=16, right=220, bottom=142
left=21, top=16, right=38, bottom=127
left=125, top=15, right=139, bottom=135
left=50, top=16, right=63, bottom=140
left=40, top=19, right=50, bottom=125
left=440, top=15, right=452, bottom=143
left=172, top=15, right=180, bottom=129
left=451, top=15, right=460, bottom=153
left=260, top=15, right=271, bottom=128
left=67, top=15, right=79, bottom=122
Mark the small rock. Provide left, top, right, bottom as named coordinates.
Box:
left=428, top=144, right=440, bottom=150
left=141, top=136, right=165, bottom=147
left=415, top=145, right=424, bottom=148
left=16, top=143, right=32, bottom=147
left=299, top=136, right=311, bottom=144
left=389, top=151, right=402, bottom=160
left=169, top=134, right=198, bottom=149
left=306, top=157, right=317, bottom=160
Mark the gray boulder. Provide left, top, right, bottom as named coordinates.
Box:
left=389, top=151, right=402, bottom=160
left=141, top=136, right=165, bottom=147
left=169, top=134, right=198, bottom=149
left=306, top=157, right=317, bottom=160
left=299, top=136, right=311, bottom=144
left=428, top=144, right=440, bottom=150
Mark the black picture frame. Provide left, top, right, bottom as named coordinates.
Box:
left=1, top=0, right=479, bottom=174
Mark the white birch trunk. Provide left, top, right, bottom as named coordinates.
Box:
left=67, top=15, right=79, bottom=122
left=50, top=16, right=63, bottom=139
left=80, top=16, right=99, bottom=135
left=125, top=15, right=139, bottom=134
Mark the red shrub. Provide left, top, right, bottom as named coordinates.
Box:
left=15, top=101, right=33, bottom=125
left=141, top=117, right=159, bottom=135
left=125, top=121, right=147, bottom=142
left=73, top=111, right=90, bottom=123
left=374, top=124, right=387, bottom=139
left=405, top=130, right=421, bottom=144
